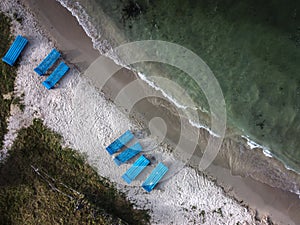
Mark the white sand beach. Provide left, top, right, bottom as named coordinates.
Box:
left=0, top=0, right=299, bottom=224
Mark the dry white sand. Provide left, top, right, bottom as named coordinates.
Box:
left=0, top=1, right=266, bottom=224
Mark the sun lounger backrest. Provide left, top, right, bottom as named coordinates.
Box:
left=142, top=162, right=168, bottom=192
left=2, top=35, right=28, bottom=66
left=34, top=49, right=61, bottom=75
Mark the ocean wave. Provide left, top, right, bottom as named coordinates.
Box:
left=105, top=58, right=221, bottom=138
left=242, top=135, right=300, bottom=175
left=56, top=0, right=112, bottom=53
left=56, top=0, right=300, bottom=182
left=137, top=72, right=223, bottom=138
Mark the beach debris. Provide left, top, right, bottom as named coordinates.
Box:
left=213, top=207, right=224, bottom=218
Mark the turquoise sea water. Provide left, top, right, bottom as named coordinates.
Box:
left=67, top=0, right=300, bottom=172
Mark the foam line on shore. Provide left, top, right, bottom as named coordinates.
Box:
left=136, top=71, right=222, bottom=138
left=242, top=135, right=300, bottom=176
left=56, top=0, right=111, bottom=53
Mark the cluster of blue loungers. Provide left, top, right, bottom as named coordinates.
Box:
left=35, top=49, right=69, bottom=89
left=106, top=130, right=169, bottom=192
left=2, top=35, right=70, bottom=89
left=3, top=35, right=168, bottom=192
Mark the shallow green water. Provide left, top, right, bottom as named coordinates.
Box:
left=76, top=0, right=300, bottom=171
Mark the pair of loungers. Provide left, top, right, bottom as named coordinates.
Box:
left=34, top=48, right=69, bottom=89
left=1, top=35, right=70, bottom=89
left=106, top=130, right=169, bottom=192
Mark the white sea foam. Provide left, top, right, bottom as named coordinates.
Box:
left=188, top=118, right=220, bottom=137
left=137, top=72, right=221, bottom=138
left=262, top=149, right=273, bottom=158
left=56, top=0, right=111, bottom=53
left=242, top=135, right=275, bottom=159
left=136, top=72, right=189, bottom=110
left=242, top=135, right=267, bottom=150
left=242, top=135, right=300, bottom=175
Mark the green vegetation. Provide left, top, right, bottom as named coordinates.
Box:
left=199, top=210, right=206, bottom=223
left=12, top=93, right=25, bottom=112
left=13, top=13, right=23, bottom=24
left=0, top=119, right=150, bottom=224
left=213, top=207, right=224, bottom=218
left=0, top=12, right=16, bottom=150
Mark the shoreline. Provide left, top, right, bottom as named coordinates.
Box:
left=1, top=0, right=255, bottom=224
left=55, top=0, right=300, bottom=176
left=5, top=0, right=300, bottom=224
left=242, top=135, right=300, bottom=174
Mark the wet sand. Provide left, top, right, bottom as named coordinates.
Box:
left=22, top=0, right=300, bottom=224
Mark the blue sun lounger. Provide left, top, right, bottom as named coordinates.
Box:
left=106, top=130, right=134, bottom=155
left=2, top=35, right=28, bottom=66
left=142, top=162, right=168, bottom=192
left=34, top=49, right=60, bottom=75
left=122, top=155, right=150, bottom=184
left=42, top=62, right=69, bottom=89
left=114, top=142, right=142, bottom=166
